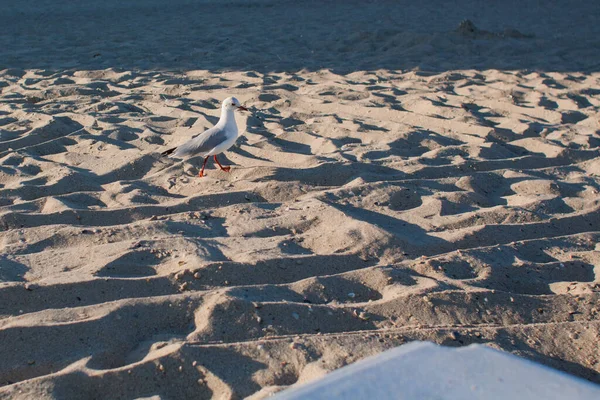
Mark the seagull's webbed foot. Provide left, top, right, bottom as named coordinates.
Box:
left=198, top=156, right=210, bottom=178
left=214, top=155, right=231, bottom=173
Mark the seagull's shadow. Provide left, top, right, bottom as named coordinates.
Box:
left=228, top=144, right=271, bottom=163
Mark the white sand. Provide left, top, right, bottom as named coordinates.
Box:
left=1, top=0, right=599, bottom=398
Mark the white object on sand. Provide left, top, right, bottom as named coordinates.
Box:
left=273, top=342, right=600, bottom=400
left=161, top=96, right=248, bottom=177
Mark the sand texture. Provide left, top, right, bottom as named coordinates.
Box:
left=1, top=0, right=600, bottom=398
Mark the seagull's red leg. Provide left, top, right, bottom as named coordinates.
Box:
left=214, top=155, right=231, bottom=172
left=198, top=156, right=210, bottom=177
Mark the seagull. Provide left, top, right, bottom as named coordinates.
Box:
left=161, top=96, right=248, bottom=177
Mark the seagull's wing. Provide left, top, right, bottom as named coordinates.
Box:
left=172, top=126, right=228, bottom=157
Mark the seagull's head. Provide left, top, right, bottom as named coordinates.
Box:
left=223, top=97, right=248, bottom=112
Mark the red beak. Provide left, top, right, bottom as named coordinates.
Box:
left=237, top=105, right=248, bottom=112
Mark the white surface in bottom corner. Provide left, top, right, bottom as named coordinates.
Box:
left=272, top=342, right=600, bottom=400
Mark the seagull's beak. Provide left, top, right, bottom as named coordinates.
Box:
left=237, top=105, right=249, bottom=112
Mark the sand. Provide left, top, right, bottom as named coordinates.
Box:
left=1, top=0, right=599, bottom=398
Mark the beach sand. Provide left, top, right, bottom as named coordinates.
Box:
left=1, top=0, right=599, bottom=398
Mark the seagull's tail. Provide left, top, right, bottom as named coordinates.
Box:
left=161, top=147, right=177, bottom=157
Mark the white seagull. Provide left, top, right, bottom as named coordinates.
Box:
left=161, top=96, right=248, bottom=177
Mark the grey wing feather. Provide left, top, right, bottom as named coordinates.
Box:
left=172, top=126, right=228, bottom=157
